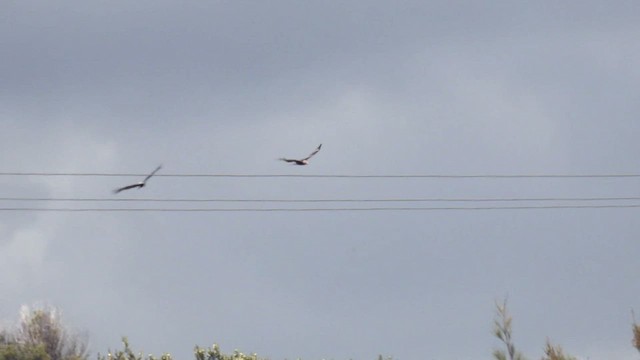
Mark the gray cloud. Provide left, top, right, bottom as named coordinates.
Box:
left=1, top=2, right=640, bottom=360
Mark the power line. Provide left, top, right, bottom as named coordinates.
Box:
left=1, top=172, right=640, bottom=179
left=1, top=196, right=640, bottom=203
left=1, top=204, right=640, bottom=212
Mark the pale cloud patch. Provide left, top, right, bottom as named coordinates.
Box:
left=30, top=124, right=119, bottom=197
left=0, top=223, right=49, bottom=291
left=0, top=122, right=120, bottom=293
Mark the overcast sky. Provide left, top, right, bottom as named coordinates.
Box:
left=2, top=2, right=640, bottom=360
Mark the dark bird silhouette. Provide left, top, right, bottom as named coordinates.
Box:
left=279, top=144, right=322, bottom=165
left=113, top=165, right=162, bottom=194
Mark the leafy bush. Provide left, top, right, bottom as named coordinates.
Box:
left=17, top=306, right=87, bottom=360
left=492, top=299, right=526, bottom=360
left=96, top=337, right=171, bottom=360
left=492, top=300, right=578, bottom=360
left=0, top=342, right=51, bottom=360
left=7, top=302, right=640, bottom=359
left=194, top=344, right=260, bottom=360
left=0, top=305, right=86, bottom=360
left=540, top=341, right=576, bottom=360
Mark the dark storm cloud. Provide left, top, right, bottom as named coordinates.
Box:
left=3, top=2, right=637, bottom=103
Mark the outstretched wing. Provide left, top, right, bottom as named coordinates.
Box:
left=279, top=158, right=298, bottom=163
left=144, top=165, right=162, bottom=183
left=303, top=144, right=322, bottom=161
left=113, top=183, right=142, bottom=194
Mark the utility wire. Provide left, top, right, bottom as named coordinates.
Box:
left=1, top=172, right=640, bottom=179
left=1, top=204, right=640, bottom=212
left=2, top=196, right=640, bottom=203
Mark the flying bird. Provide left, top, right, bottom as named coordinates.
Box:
left=113, top=165, right=162, bottom=194
left=279, top=144, right=322, bottom=165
